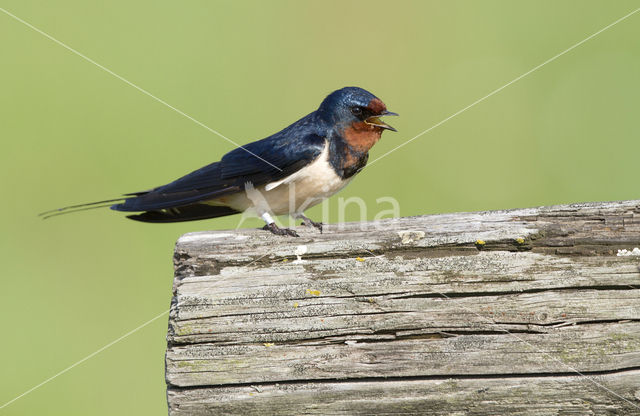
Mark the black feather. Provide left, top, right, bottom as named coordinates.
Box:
left=39, top=198, right=125, bottom=218
left=41, top=203, right=120, bottom=219
left=112, top=124, right=326, bottom=214
left=126, top=204, right=239, bottom=223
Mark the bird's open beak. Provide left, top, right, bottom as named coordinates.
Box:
left=365, top=110, right=399, bottom=132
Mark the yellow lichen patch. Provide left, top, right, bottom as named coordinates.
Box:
left=475, top=239, right=485, bottom=246
left=306, top=289, right=321, bottom=296
left=355, top=257, right=365, bottom=262
left=263, top=343, right=274, bottom=347
left=516, top=238, right=525, bottom=244
left=293, top=302, right=299, bottom=308
left=282, top=258, right=289, bottom=263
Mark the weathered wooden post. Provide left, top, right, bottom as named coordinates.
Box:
left=166, top=200, right=640, bottom=415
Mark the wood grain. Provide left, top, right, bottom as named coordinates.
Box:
left=167, top=200, right=640, bottom=414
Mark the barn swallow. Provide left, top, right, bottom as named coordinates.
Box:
left=42, top=87, right=397, bottom=236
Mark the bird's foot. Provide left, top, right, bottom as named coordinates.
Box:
left=262, top=223, right=299, bottom=237
left=299, top=215, right=323, bottom=233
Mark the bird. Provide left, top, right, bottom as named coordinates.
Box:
left=41, top=87, right=398, bottom=236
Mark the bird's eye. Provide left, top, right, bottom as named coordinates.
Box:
left=351, top=107, right=363, bottom=116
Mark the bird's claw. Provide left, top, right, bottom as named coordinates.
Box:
left=263, top=223, right=299, bottom=237
left=300, top=219, right=323, bottom=233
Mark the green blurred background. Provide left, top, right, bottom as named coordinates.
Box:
left=2, top=1, right=639, bottom=414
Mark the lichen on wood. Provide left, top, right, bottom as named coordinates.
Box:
left=167, top=200, right=640, bottom=415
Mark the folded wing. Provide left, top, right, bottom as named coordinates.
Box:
left=112, top=128, right=326, bottom=214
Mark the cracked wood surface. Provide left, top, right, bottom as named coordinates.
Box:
left=168, top=371, right=640, bottom=416
left=167, top=200, right=640, bottom=415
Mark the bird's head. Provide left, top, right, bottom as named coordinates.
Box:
left=318, top=87, right=398, bottom=134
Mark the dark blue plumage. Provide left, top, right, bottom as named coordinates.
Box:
left=44, top=87, right=397, bottom=235
left=317, top=87, right=379, bottom=125
left=112, top=114, right=326, bottom=213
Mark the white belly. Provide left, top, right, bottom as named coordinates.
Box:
left=209, top=143, right=352, bottom=215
